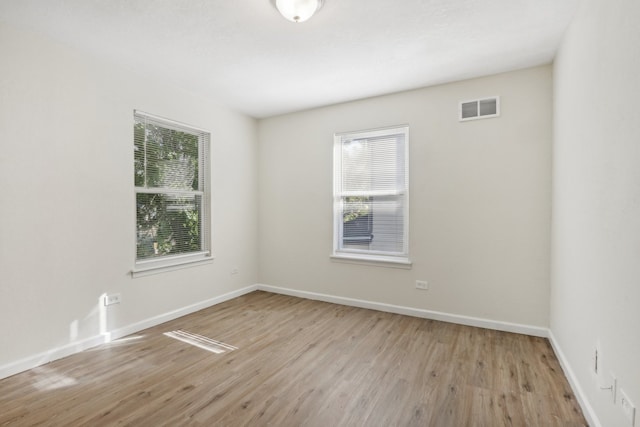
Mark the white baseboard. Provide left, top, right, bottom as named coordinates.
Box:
left=548, top=329, right=600, bottom=427
left=256, top=284, right=548, bottom=338
left=108, top=284, right=258, bottom=341
left=0, top=334, right=106, bottom=380
left=0, top=284, right=258, bottom=381
left=256, top=285, right=604, bottom=423
left=4, top=281, right=595, bottom=427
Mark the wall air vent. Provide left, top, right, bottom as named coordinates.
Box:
left=459, top=96, right=500, bottom=121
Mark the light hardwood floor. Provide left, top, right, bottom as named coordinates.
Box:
left=0, top=291, right=587, bottom=426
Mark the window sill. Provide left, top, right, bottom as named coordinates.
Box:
left=132, top=252, right=214, bottom=278
left=330, top=253, right=412, bottom=269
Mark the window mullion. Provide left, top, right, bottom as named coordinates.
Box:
left=135, top=187, right=204, bottom=196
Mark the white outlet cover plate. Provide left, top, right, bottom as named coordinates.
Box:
left=104, top=294, right=122, bottom=306
left=415, top=280, right=428, bottom=290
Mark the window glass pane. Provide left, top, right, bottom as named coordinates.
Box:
left=342, top=135, right=404, bottom=194
left=133, top=119, right=199, bottom=191
left=368, top=195, right=404, bottom=253
left=335, top=126, right=408, bottom=259
left=134, top=111, right=210, bottom=268
left=134, top=121, right=146, bottom=187
left=136, top=193, right=202, bottom=259
left=342, top=196, right=373, bottom=247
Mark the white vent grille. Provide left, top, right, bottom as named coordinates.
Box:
left=164, top=330, right=238, bottom=354
left=459, top=96, right=500, bottom=121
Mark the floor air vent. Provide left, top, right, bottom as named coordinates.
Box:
left=459, top=96, right=500, bottom=121
left=164, top=330, right=238, bottom=354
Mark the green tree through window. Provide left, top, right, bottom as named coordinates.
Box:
left=134, top=112, right=210, bottom=263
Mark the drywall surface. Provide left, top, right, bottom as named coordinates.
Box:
left=552, top=0, right=640, bottom=425
left=0, top=22, right=258, bottom=369
left=258, top=66, right=552, bottom=327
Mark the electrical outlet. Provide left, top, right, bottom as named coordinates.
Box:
left=594, top=346, right=600, bottom=374
left=415, top=280, right=428, bottom=290
left=620, top=389, right=636, bottom=426
left=104, top=294, right=121, bottom=306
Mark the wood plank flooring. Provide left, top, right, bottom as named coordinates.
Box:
left=0, top=291, right=587, bottom=426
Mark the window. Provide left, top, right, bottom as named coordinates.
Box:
left=333, top=125, right=410, bottom=266
left=133, top=111, right=211, bottom=276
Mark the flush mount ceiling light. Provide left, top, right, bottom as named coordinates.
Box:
left=275, top=0, right=324, bottom=23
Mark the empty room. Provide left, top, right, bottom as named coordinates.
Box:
left=0, top=0, right=638, bottom=426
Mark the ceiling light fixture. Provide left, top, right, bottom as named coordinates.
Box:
left=275, top=0, right=323, bottom=23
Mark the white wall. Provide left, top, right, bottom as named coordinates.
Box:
left=0, top=23, right=258, bottom=371
left=7, top=8, right=638, bottom=425
left=258, top=66, right=552, bottom=328
left=551, top=0, right=640, bottom=425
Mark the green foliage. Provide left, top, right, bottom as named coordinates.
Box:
left=343, top=196, right=371, bottom=223
left=134, top=122, right=199, bottom=189
left=135, top=120, right=202, bottom=259
left=184, top=209, right=200, bottom=251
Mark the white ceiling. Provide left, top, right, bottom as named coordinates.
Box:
left=0, top=0, right=579, bottom=118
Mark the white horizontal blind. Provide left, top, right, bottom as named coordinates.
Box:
left=334, top=126, right=409, bottom=259
left=134, top=111, right=210, bottom=262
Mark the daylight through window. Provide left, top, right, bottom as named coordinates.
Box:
left=133, top=111, right=211, bottom=273
left=333, top=125, right=410, bottom=265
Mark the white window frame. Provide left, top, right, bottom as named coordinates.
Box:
left=332, top=125, right=411, bottom=268
left=132, top=110, right=212, bottom=277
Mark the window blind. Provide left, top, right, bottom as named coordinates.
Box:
left=334, top=126, right=409, bottom=260
left=134, top=111, right=210, bottom=264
